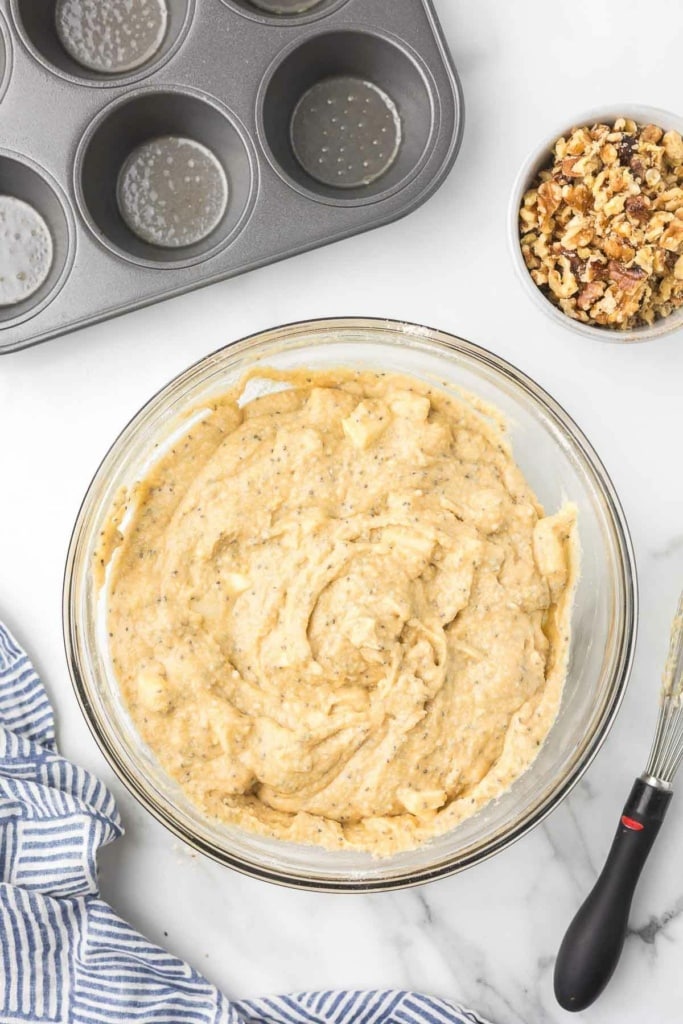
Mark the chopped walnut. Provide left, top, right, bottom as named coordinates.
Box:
left=577, top=281, right=605, bottom=310
left=537, top=180, right=562, bottom=219
left=607, top=260, right=647, bottom=294
left=661, top=216, right=683, bottom=253
left=663, top=130, right=683, bottom=164
left=519, top=119, right=683, bottom=329
left=624, top=195, right=650, bottom=223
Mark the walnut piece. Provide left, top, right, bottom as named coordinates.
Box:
left=519, top=119, right=683, bottom=330
left=607, top=260, right=647, bottom=294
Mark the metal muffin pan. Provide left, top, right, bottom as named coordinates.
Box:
left=0, top=0, right=463, bottom=352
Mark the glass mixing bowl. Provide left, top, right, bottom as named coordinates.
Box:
left=64, top=317, right=637, bottom=891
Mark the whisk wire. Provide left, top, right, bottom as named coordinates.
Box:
left=644, top=592, right=683, bottom=785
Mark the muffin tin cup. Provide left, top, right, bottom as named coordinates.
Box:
left=10, top=0, right=196, bottom=87
left=74, top=86, right=258, bottom=269
left=258, top=27, right=437, bottom=205
left=0, top=0, right=463, bottom=351
left=509, top=103, right=683, bottom=345
left=0, top=149, right=75, bottom=329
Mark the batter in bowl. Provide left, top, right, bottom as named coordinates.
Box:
left=101, top=368, right=577, bottom=855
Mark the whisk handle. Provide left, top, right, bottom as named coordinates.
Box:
left=554, top=776, right=672, bottom=1012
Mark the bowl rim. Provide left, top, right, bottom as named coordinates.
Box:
left=63, top=315, right=639, bottom=891
left=508, top=103, right=683, bottom=344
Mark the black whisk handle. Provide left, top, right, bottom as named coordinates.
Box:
left=554, top=776, right=673, bottom=1012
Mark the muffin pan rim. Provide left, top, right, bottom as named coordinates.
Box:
left=0, top=146, right=77, bottom=329
left=255, top=23, right=441, bottom=208
left=0, top=7, right=11, bottom=103
left=8, top=0, right=197, bottom=89
left=220, top=0, right=352, bottom=26
left=73, top=84, right=261, bottom=270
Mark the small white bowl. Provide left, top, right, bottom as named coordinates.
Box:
left=508, top=104, right=683, bottom=344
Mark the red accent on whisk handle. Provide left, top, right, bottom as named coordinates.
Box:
left=554, top=777, right=672, bottom=1013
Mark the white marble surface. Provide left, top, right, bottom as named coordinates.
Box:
left=1, top=1, right=683, bottom=1020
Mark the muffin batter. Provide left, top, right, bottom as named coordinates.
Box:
left=102, top=369, right=577, bottom=855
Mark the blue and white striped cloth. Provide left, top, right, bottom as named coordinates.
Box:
left=0, top=621, right=491, bottom=1024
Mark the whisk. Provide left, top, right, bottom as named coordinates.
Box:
left=555, top=591, right=683, bottom=1011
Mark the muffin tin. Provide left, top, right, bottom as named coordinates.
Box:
left=0, top=0, right=463, bottom=352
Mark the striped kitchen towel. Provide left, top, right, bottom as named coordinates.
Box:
left=0, top=620, right=492, bottom=1024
